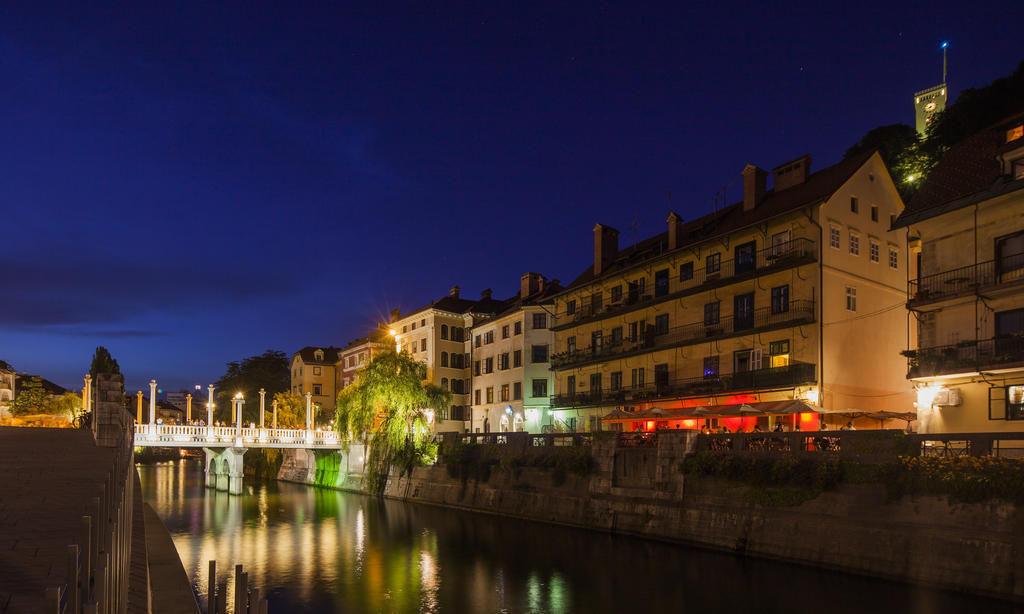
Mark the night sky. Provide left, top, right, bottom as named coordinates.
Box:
left=2, top=2, right=1020, bottom=394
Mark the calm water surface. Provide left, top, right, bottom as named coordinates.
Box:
left=139, top=460, right=1015, bottom=614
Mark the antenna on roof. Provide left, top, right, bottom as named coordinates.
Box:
left=941, top=40, right=949, bottom=83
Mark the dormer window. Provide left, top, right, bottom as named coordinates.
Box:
left=314, top=349, right=324, bottom=361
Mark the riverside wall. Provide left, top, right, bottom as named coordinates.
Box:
left=279, top=432, right=1024, bottom=602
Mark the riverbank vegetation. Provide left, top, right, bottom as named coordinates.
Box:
left=444, top=441, right=596, bottom=487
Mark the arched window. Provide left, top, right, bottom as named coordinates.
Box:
left=441, top=324, right=449, bottom=339
left=441, top=378, right=449, bottom=390
left=441, top=352, right=448, bottom=367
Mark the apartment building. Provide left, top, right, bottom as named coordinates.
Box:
left=894, top=113, right=1024, bottom=433
left=470, top=273, right=561, bottom=433
left=336, top=330, right=390, bottom=391
left=549, top=151, right=913, bottom=432
left=289, top=346, right=342, bottom=412
left=389, top=286, right=505, bottom=433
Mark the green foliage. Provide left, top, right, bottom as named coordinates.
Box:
left=10, top=377, right=52, bottom=416
left=244, top=449, right=285, bottom=481
left=213, top=350, right=289, bottom=423
left=89, top=346, right=121, bottom=377
left=335, top=350, right=452, bottom=494
left=681, top=452, right=842, bottom=507
left=271, top=392, right=306, bottom=428
left=886, top=456, right=1024, bottom=504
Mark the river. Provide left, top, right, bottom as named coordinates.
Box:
left=138, top=460, right=1015, bottom=613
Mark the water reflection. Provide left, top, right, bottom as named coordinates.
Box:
left=139, top=461, right=1015, bottom=614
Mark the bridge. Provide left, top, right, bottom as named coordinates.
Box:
left=132, top=380, right=342, bottom=495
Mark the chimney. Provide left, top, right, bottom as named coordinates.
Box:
left=772, top=154, right=812, bottom=192
left=480, top=288, right=492, bottom=300
left=666, top=211, right=684, bottom=250
left=742, top=164, right=767, bottom=211
left=449, top=285, right=460, bottom=298
left=389, top=308, right=400, bottom=323
left=520, top=272, right=544, bottom=298
left=593, top=223, right=619, bottom=276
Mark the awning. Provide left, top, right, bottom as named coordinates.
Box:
left=600, top=399, right=849, bottom=422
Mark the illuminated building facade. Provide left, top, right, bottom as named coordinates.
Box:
left=336, top=330, right=390, bottom=391
left=549, top=151, right=913, bottom=431
left=895, top=113, right=1024, bottom=433
left=469, top=273, right=561, bottom=433
left=290, top=346, right=342, bottom=411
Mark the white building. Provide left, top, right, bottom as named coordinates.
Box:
left=470, top=273, right=561, bottom=433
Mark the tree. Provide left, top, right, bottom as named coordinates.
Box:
left=48, top=392, right=83, bottom=422
left=335, top=350, right=451, bottom=494
left=213, top=350, right=289, bottom=423
left=271, top=392, right=306, bottom=429
left=844, top=124, right=933, bottom=202
left=89, top=346, right=121, bottom=378
left=10, top=377, right=51, bottom=416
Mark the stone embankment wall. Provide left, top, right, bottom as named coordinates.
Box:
left=280, top=433, right=1024, bottom=602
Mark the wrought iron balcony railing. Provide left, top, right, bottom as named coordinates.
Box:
left=551, top=300, right=814, bottom=370
left=551, top=361, right=816, bottom=408
left=908, top=252, right=1024, bottom=306
left=904, top=335, right=1024, bottom=378
left=554, top=238, right=817, bottom=330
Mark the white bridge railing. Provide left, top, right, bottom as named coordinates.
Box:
left=133, top=424, right=342, bottom=449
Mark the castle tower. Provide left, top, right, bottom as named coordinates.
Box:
left=914, top=42, right=949, bottom=135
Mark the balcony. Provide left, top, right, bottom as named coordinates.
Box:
left=551, top=300, right=814, bottom=371
left=904, top=335, right=1024, bottom=379
left=908, top=252, right=1024, bottom=307
left=554, top=238, right=817, bottom=331
left=551, top=362, right=816, bottom=408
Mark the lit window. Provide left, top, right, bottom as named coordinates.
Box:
left=769, top=340, right=790, bottom=368
left=870, top=240, right=880, bottom=263
left=845, top=286, right=857, bottom=312
left=829, top=226, right=841, bottom=249
left=1007, top=125, right=1024, bottom=143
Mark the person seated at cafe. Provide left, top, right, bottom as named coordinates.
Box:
left=752, top=424, right=763, bottom=433
left=700, top=425, right=711, bottom=435
left=773, top=422, right=785, bottom=433
left=841, top=421, right=856, bottom=431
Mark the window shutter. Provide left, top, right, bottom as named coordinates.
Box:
left=989, top=386, right=1007, bottom=421
left=750, top=349, right=762, bottom=370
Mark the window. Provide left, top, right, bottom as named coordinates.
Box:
left=734, top=292, right=754, bottom=329
left=499, top=353, right=509, bottom=370
left=512, top=350, right=522, bottom=368
left=845, top=286, right=857, bottom=312
left=474, top=361, right=481, bottom=376
left=502, top=325, right=509, bottom=339
left=514, top=321, right=522, bottom=335
left=655, top=313, right=669, bottom=334
left=591, top=330, right=603, bottom=353
left=770, top=230, right=791, bottom=257
left=996, top=231, right=1024, bottom=281
left=402, top=325, right=407, bottom=333
left=532, top=379, right=548, bottom=398
left=421, top=338, right=427, bottom=352
left=703, top=356, right=719, bottom=378
left=411, top=322, right=416, bottom=330
left=871, top=205, right=879, bottom=222
left=734, top=349, right=761, bottom=373
left=769, top=340, right=790, bottom=368
left=591, top=292, right=603, bottom=312
left=566, top=300, right=576, bottom=315
left=313, top=384, right=322, bottom=395
left=829, top=226, right=841, bottom=249
left=533, top=313, right=547, bottom=329
left=441, top=377, right=449, bottom=390
left=654, top=363, right=669, bottom=391
left=500, top=384, right=510, bottom=402
left=890, top=214, right=896, bottom=228
left=513, top=382, right=522, bottom=400
left=679, top=262, right=694, bottom=282
left=441, top=352, right=448, bottom=367
left=566, top=336, right=576, bottom=352
left=734, top=241, right=756, bottom=274
left=889, top=248, right=899, bottom=269
left=1008, top=385, right=1024, bottom=421
left=704, top=301, right=720, bottom=326
left=484, top=331, right=494, bottom=344
left=440, top=324, right=448, bottom=339
left=869, top=240, right=880, bottom=263
left=849, top=232, right=859, bottom=256
left=603, top=284, right=619, bottom=304
left=475, top=335, right=481, bottom=348
left=475, top=389, right=481, bottom=405
left=850, top=196, right=859, bottom=213
left=611, top=326, right=623, bottom=344
left=631, top=367, right=645, bottom=388
left=654, top=268, right=670, bottom=297
left=485, top=357, right=493, bottom=374
left=628, top=278, right=646, bottom=302
left=531, top=345, right=549, bottom=363
left=706, top=253, right=721, bottom=274
left=421, top=319, right=425, bottom=327
left=299, top=367, right=303, bottom=376
left=486, top=387, right=494, bottom=403
left=313, top=366, right=321, bottom=376
left=610, top=371, right=622, bottom=391
left=771, top=285, right=789, bottom=314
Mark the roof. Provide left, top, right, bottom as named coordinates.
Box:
left=399, top=292, right=508, bottom=320
left=15, top=374, right=70, bottom=396
left=473, top=280, right=564, bottom=326
left=894, top=111, right=1024, bottom=228
left=341, top=330, right=390, bottom=352
left=563, top=151, right=875, bottom=291
left=292, top=346, right=342, bottom=364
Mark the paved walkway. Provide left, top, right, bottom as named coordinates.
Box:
left=0, top=427, right=120, bottom=613
left=143, top=505, right=199, bottom=614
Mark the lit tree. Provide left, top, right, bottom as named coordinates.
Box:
left=336, top=350, right=451, bottom=494
left=271, top=392, right=306, bottom=428
left=9, top=377, right=51, bottom=416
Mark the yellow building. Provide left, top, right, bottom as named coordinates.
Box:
left=550, top=151, right=914, bottom=431
left=894, top=113, right=1024, bottom=433
left=290, top=346, right=342, bottom=412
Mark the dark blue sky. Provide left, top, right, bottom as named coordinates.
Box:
left=2, top=2, right=1020, bottom=394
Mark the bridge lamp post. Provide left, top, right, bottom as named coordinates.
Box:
left=272, top=399, right=278, bottom=429
left=305, top=392, right=313, bottom=444
left=148, top=379, right=157, bottom=441
left=233, top=392, right=244, bottom=447
left=136, top=391, right=143, bottom=424
left=207, top=385, right=215, bottom=441
left=259, top=388, right=267, bottom=442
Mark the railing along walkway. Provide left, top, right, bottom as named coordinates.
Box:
left=133, top=424, right=342, bottom=449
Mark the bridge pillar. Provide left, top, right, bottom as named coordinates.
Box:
left=203, top=447, right=248, bottom=495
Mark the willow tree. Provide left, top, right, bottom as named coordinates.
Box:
left=335, top=350, right=451, bottom=494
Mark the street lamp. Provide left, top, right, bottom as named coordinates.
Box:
left=233, top=392, right=244, bottom=447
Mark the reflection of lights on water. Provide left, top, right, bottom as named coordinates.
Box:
left=550, top=572, right=568, bottom=611
left=354, top=508, right=366, bottom=574
left=527, top=572, right=542, bottom=612
left=420, top=550, right=439, bottom=612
